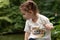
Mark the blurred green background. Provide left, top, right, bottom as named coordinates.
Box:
left=0, top=0, right=60, bottom=40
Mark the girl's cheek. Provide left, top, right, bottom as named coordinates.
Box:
left=23, top=15, right=28, bottom=19
left=23, top=15, right=25, bottom=18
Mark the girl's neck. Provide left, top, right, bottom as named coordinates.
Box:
left=32, top=14, right=38, bottom=23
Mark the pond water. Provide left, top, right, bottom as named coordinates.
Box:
left=0, top=34, right=24, bottom=40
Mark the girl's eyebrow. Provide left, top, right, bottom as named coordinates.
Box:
left=23, top=13, right=25, bottom=15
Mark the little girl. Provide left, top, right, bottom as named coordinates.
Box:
left=20, top=0, right=54, bottom=40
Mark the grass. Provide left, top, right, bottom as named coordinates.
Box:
left=0, top=34, right=24, bottom=40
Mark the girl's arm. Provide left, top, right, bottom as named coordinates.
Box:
left=24, top=32, right=30, bottom=40
left=44, top=18, right=54, bottom=30
left=42, top=16, right=54, bottom=30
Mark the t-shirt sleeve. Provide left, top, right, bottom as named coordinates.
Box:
left=44, top=17, right=53, bottom=26
left=24, top=20, right=30, bottom=33
left=40, top=15, right=53, bottom=26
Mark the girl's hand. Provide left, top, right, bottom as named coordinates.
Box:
left=45, top=24, right=54, bottom=30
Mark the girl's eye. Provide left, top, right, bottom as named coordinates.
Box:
left=23, top=13, right=25, bottom=15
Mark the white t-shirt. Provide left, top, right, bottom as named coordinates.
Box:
left=24, top=14, right=53, bottom=40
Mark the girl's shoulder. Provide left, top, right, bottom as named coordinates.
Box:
left=37, top=14, right=50, bottom=25
left=38, top=14, right=49, bottom=20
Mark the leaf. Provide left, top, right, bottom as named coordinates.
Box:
left=0, top=17, right=12, bottom=23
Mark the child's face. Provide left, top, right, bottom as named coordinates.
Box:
left=21, top=10, right=33, bottom=20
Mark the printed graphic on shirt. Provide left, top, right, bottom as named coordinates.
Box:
left=31, top=27, right=46, bottom=38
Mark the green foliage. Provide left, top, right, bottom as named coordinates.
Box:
left=0, top=0, right=25, bottom=33
left=0, top=0, right=10, bottom=8
left=52, top=25, right=60, bottom=40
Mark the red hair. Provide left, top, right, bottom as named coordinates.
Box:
left=20, top=1, right=39, bottom=15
